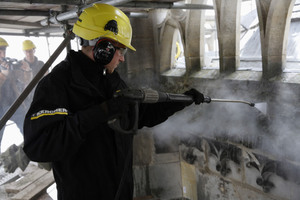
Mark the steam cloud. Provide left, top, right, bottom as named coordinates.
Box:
left=146, top=81, right=300, bottom=163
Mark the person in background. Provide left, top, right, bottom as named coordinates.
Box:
left=0, top=37, right=31, bottom=173
left=21, top=39, right=47, bottom=109
left=0, top=37, right=9, bottom=90
left=0, top=39, right=50, bottom=174
left=23, top=3, right=205, bottom=200
left=22, top=39, right=46, bottom=77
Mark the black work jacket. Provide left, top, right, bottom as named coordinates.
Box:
left=23, top=50, right=187, bottom=200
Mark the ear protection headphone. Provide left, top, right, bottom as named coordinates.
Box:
left=93, top=38, right=116, bottom=65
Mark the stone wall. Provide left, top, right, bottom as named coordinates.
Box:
left=132, top=76, right=300, bottom=200
left=123, top=2, right=300, bottom=199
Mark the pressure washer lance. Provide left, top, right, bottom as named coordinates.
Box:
left=113, top=88, right=255, bottom=107
left=203, top=97, right=255, bottom=107
left=108, top=88, right=255, bottom=134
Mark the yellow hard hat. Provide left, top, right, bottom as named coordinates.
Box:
left=0, top=37, right=9, bottom=47
left=22, top=40, right=36, bottom=51
left=73, top=3, right=136, bottom=51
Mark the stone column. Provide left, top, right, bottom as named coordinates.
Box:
left=214, top=0, right=241, bottom=73
left=256, top=0, right=295, bottom=79
left=159, top=18, right=181, bottom=73
left=126, top=15, right=157, bottom=86
left=185, top=0, right=207, bottom=73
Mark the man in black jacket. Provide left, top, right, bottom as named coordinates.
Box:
left=23, top=3, right=204, bottom=200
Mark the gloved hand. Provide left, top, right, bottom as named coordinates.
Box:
left=184, top=88, right=204, bottom=105
left=104, top=96, right=131, bottom=120
left=0, top=144, right=30, bottom=173
left=104, top=96, right=137, bottom=132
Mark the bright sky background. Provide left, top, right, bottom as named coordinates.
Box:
left=3, top=35, right=79, bottom=70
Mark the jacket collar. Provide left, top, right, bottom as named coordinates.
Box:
left=67, top=50, right=105, bottom=97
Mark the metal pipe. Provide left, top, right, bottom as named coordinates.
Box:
left=0, top=9, right=49, bottom=16
left=0, top=0, right=82, bottom=4
left=0, top=32, right=63, bottom=37
left=40, top=0, right=132, bottom=26
left=40, top=9, right=79, bottom=26
left=40, top=0, right=213, bottom=26
left=0, top=9, right=49, bottom=17
left=25, top=27, right=64, bottom=35
left=0, top=19, right=42, bottom=28
left=0, top=31, right=75, bottom=131
left=127, top=12, right=149, bottom=18
left=172, top=3, right=214, bottom=10
left=165, top=94, right=255, bottom=107
left=210, top=98, right=255, bottom=107
left=121, top=2, right=214, bottom=10
left=204, top=97, right=255, bottom=107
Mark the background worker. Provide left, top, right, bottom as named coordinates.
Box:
left=22, top=39, right=46, bottom=108
left=0, top=37, right=9, bottom=89
left=22, top=39, right=46, bottom=77
left=23, top=3, right=205, bottom=200
left=0, top=37, right=31, bottom=173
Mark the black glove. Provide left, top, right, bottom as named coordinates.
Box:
left=105, top=96, right=131, bottom=120
left=184, top=88, right=204, bottom=105
left=105, top=97, right=137, bottom=132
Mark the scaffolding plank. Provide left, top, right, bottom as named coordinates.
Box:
left=10, top=171, right=54, bottom=200
left=5, top=169, right=49, bottom=193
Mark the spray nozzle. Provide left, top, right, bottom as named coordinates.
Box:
left=203, top=96, right=255, bottom=107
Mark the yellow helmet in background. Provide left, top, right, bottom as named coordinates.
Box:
left=0, top=37, right=9, bottom=47
left=73, top=3, right=136, bottom=51
left=22, top=40, right=36, bottom=51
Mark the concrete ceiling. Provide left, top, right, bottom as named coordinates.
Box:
left=0, top=0, right=214, bottom=37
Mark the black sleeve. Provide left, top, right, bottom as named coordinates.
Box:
left=137, top=101, right=188, bottom=129
left=23, top=75, right=110, bottom=162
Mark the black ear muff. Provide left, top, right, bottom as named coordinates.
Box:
left=93, top=39, right=116, bottom=65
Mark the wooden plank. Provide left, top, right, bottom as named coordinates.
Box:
left=5, top=169, right=49, bottom=193
left=10, top=171, right=54, bottom=200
